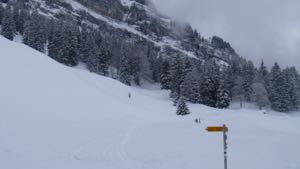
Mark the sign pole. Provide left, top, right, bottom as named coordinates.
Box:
left=206, top=124, right=229, bottom=169
left=223, top=124, right=228, bottom=169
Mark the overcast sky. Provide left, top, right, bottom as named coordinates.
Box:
left=152, top=0, right=300, bottom=70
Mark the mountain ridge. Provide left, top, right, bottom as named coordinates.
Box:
left=27, top=0, right=239, bottom=63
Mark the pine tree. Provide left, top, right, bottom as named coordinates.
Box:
left=78, top=26, right=93, bottom=64
left=151, top=56, right=163, bottom=83
left=48, top=21, right=79, bottom=66
left=119, top=54, right=132, bottom=85
left=176, top=97, right=191, bottom=115
left=258, top=60, right=268, bottom=80
left=0, top=4, right=4, bottom=25
left=269, top=63, right=282, bottom=111
left=17, top=8, right=27, bottom=35
left=60, top=22, right=79, bottom=66
left=252, top=81, right=269, bottom=110
left=296, top=74, right=300, bottom=107
left=258, top=60, right=270, bottom=92
left=160, top=60, right=172, bottom=90
left=87, top=47, right=111, bottom=76
left=283, top=67, right=299, bottom=111
left=128, top=55, right=141, bottom=85
left=216, top=71, right=231, bottom=108
left=199, top=60, right=220, bottom=107
left=181, top=70, right=201, bottom=103
left=226, top=61, right=241, bottom=98
left=101, top=50, right=111, bottom=76
left=1, top=5, right=15, bottom=40
left=278, top=71, right=293, bottom=112
left=248, top=61, right=270, bottom=110
left=12, top=5, right=20, bottom=32
left=183, top=59, right=193, bottom=77
left=269, top=63, right=290, bottom=112
left=232, top=76, right=245, bottom=108
left=296, top=70, right=300, bottom=107
left=23, top=10, right=46, bottom=52
left=170, top=56, right=184, bottom=98
left=242, top=61, right=255, bottom=102
left=48, top=20, right=63, bottom=60
left=87, top=30, right=110, bottom=75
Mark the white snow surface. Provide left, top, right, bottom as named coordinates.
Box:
left=0, top=36, right=300, bottom=169
left=120, top=0, right=135, bottom=7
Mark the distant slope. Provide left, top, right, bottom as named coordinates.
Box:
left=0, top=36, right=300, bottom=169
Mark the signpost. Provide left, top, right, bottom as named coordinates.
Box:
left=206, top=124, right=228, bottom=169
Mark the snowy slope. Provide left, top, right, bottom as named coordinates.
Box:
left=0, top=36, right=300, bottom=169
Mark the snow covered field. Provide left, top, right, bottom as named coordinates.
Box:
left=0, top=36, right=300, bottom=169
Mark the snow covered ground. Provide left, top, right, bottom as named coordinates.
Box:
left=0, top=35, right=300, bottom=169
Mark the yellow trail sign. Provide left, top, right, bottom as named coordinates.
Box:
left=206, top=126, right=228, bottom=132
left=206, top=124, right=229, bottom=169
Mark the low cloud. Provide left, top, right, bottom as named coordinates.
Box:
left=152, top=0, right=300, bottom=70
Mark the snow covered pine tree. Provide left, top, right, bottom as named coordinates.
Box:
left=176, top=97, right=191, bottom=115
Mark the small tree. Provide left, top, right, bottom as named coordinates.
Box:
left=176, top=97, right=191, bottom=115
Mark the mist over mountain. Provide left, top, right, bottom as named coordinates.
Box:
left=152, top=0, right=300, bottom=71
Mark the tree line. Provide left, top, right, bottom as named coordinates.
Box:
left=160, top=55, right=300, bottom=113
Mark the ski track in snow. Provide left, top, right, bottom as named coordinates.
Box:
left=100, top=126, right=136, bottom=168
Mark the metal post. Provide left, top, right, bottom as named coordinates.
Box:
left=223, top=124, right=228, bottom=169
left=206, top=124, right=229, bottom=169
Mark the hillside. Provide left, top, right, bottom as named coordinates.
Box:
left=1, top=36, right=300, bottom=169
left=1, top=0, right=299, bottom=112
